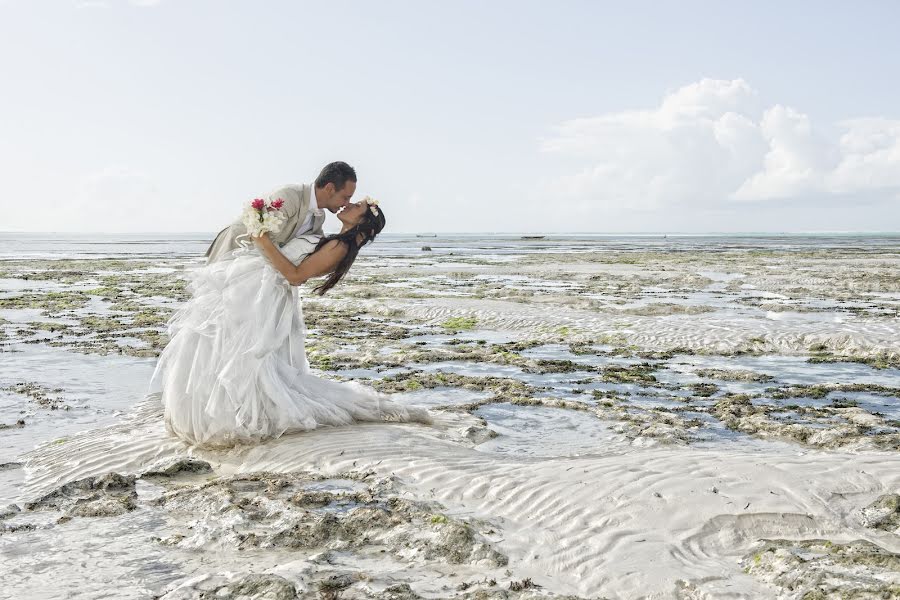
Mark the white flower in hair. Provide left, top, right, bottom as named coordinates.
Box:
left=364, top=196, right=380, bottom=217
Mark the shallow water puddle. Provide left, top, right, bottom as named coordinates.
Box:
left=416, top=360, right=595, bottom=387
left=473, top=402, right=626, bottom=457
left=391, top=387, right=493, bottom=408
left=660, top=354, right=900, bottom=389
left=405, top=329, right=517, bottom=346
left=0, top=344, right=155, bottom=413
left=0, top=344, right=157, bottom=503
left=0, top=505, right=187, bottom=598
left=301, top=478, right=370, bottom=494
left=0, top=308, right=80, bottom=326
left=618, top=393, right=691, bottom=411
left=520, top=343, right=644, bottom=368
left=830, top=391, right=900, bottom=420
left=0, top=278, right=84, bottom=293
left=689, top=412, right=802, bottom=451
left=747, top=390, right=900, bottom=420
left=325, top=366, right=413, bottom=380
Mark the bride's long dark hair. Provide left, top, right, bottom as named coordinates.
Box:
left=311, top=204, right=386, bottom=295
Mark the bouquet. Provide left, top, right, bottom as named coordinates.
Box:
left=242, top=197, right=286, bottom=238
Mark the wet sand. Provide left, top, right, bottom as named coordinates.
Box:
left=1, top=233, right=899, bottom=598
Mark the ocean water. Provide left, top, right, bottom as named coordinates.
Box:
left=1, top=231, right=899, bottom=260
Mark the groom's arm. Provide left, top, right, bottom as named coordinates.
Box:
left=267, top=185, right=309, bottom=246
left=268, top=186, right=304, bottom=221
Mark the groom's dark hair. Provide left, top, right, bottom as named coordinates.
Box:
left=315, top=161, right=357, bottom=191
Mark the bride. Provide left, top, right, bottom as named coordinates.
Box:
left=148, top=198, right=432, bottom=448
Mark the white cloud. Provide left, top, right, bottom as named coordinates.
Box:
left=541, top=78, right=900, bottom=210
left=80, top=166, right=156, bottom=200
left=827, top=117, right=900, bottom=193
left=63, top=167, right=162, bottom=230
left=50, top=166, right=204, bottom=232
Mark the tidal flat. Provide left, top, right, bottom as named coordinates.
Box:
left=1, top=232, right=899, bottom=599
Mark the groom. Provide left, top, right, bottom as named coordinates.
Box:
left=204, top=161, right=358, bottom=263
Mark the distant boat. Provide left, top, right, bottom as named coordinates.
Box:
left=416, top=233, right=437, bottom=238
left=521, top=235, right=545, bottom=240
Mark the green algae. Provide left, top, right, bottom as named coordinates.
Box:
left=372, top=371, right=539, bottom=400
left=694, top=368, right=774, bottom=382
left=600, top=363, right=659, bottom=385
left=689, top=382, right=719, bottom=397
left=712, top=393, right=900, bottom=450
left=2, top=382, right=68, bottom=410
left=441, top=316, right=478, bottom=331
left=808, top=351, right=900, bottom=370
left=742, top=538, right=900, bottom=599
left=768, top=382, right=900, bottom=399
left=0, top=291, right=92, bottom=312
left=857, top=493, right=900, bottom=532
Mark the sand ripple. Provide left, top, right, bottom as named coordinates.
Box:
left=18, top=397, right=900, bottom=598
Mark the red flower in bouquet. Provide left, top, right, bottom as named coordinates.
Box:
left=242, top=196, right=287, bottom=238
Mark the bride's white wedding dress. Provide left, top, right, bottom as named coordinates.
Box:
left=148, top=234, right=432, bottom=448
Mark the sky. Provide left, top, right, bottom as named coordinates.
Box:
left=1, top=0, right=899, bottom=234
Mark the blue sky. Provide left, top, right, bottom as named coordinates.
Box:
left=1, top=0, right=899, bottom=233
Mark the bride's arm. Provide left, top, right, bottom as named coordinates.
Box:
left=252, top=233, right=347, bottom=286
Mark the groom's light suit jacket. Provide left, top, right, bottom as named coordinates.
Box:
left=204, top=183, right=326, bottom=264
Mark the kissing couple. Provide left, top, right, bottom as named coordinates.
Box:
left=149, top=160, right=433, bottom=448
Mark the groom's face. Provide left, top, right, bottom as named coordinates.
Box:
left=325, top=181, right=356, bottom=213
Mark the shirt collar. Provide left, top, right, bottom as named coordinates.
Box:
left=309, top=183, right=320, bottom=211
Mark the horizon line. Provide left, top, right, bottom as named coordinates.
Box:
left=1, top=230, right=900, bottom=236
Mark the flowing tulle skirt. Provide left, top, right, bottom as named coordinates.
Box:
left=148, top=247, right=432, bottom=448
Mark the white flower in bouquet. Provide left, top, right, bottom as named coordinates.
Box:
left=242, top=197, right=286, bottom=237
